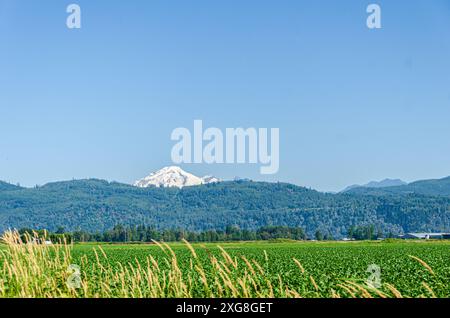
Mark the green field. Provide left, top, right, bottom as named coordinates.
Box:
left=1, top=238, right=450, bottom=298
left=72, top=240, right=450, bottom=297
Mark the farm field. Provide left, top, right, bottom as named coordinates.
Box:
left=1, top=237, right=450, bottom=298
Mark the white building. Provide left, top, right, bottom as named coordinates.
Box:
left=400, top=233, right=450, bottom=240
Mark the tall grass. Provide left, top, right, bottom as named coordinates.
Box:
left=0, top=231, right=440, bottom=298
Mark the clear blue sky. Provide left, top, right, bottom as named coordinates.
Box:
left=0, top=0, right=449, bottom=192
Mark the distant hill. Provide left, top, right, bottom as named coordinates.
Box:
left=342, top=179, right=407, bottom=192
left=346, top=176, right=450, bottom=197
left=0, top=178, right=449, bottom=238
left=0, top=181, right=22, bottom=192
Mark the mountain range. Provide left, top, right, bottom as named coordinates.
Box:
left=345, top=176, right=450, bottom=197
left=0, top=168, right=449, bottom=238
left=342, top=179, right=407, bottom=192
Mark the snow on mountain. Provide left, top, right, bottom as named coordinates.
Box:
left=134, top=166, right=221, bottom=188
left=201, top=175, right=221, bottom=184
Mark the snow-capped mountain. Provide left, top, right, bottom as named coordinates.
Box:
left=134, top=166, right=220, bottom=188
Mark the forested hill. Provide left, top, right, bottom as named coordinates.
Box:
left=0, top=179, right=449, bottom=238
left=0, top=181, right=22, bottom=192
left=346, top=176, right=450, bottom=197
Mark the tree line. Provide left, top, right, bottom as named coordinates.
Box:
left=12, top=224, right=387, bottom=243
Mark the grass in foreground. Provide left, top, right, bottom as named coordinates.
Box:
left=0, top=231, right=449, bottom=298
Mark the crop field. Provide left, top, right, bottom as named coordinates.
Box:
left=1, top=234, right=449, bottom=298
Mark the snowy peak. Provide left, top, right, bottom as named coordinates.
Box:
left=201, top=175, right=221, bottom=184
left=134, top=166, right=220, bottom=188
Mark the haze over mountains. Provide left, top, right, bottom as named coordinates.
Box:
left=342, top=179, right=407, bottom=193
left=345, top=176, right=450, bottom=197
left=0, top=168, right=449, bottom=238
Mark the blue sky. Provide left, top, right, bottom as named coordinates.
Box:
left=0, top=0, right=449, bottom=192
